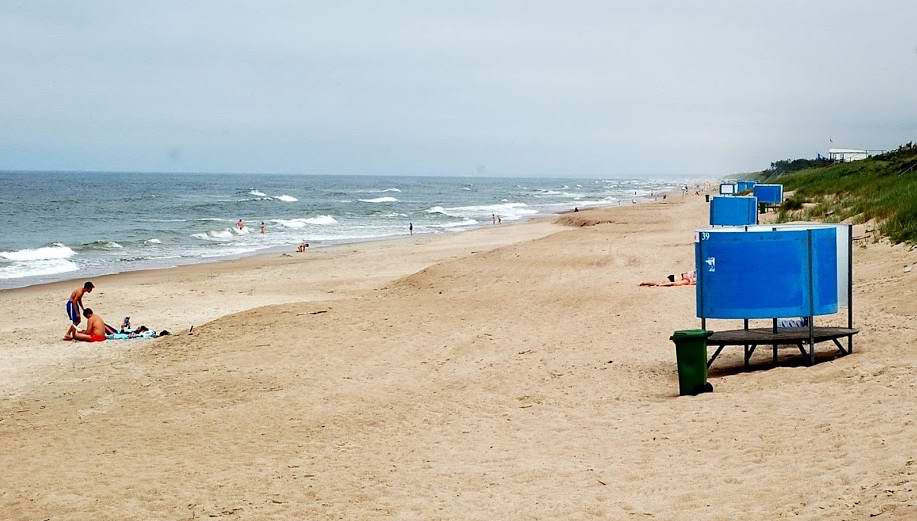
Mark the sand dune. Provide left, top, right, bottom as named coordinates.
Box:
left=1, top=196, right=915, bottom=520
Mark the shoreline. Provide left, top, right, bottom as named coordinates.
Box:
left=0, top=214, right=554, bottom=295
left=2, top=190, right=682, bottom=293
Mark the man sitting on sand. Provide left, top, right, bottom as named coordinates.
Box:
left=63, top=308, right=106, bottom=342
left=640, top=271, right=696, bottom=287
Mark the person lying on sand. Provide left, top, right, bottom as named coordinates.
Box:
left=63, top=308, right=107, bottom=342
left=640, top=271, right=696, bottom=287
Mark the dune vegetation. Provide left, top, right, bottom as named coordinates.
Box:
left=756, top=143, right=917, bottom=244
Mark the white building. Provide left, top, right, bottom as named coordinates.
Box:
left=828, top=148, right=868, bottom=162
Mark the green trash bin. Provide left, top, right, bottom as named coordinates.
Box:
left=670, top=329, right=714, bottom=396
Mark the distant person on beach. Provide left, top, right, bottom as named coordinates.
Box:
left=640, top=271, right=696, bottom=287
left=497, top=215, right=502, bottom=224
left=409, top=222, right=413, bottom=235
left=237, top=219, right=245, bottom=230
left=492, top=213, right=496, bottom=225
left=297, top=241, right=309, bottom=253
left=260, top=222, right=266, bottom=234
left=62, top=308, right=106, bottom=342
left=65, top=281, right=94, bottom=328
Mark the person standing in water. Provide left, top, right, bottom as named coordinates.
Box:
left=492, top=213, right=496, bottom=225
left=237, top=219, right=245, bottom=230
left=260, top=221, right=266, bottom=234
left=409, top=222, right=413, bottom=235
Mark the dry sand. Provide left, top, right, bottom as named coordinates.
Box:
left=1, top=195, right=916, bottom=520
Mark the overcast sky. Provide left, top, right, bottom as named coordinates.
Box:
left=1, top=1, right=915, bottom=177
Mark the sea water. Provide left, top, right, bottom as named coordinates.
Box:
left=0, top=171, right=688, bottom=289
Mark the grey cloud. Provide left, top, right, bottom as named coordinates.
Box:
left=1, top=0, right=915, bottom=176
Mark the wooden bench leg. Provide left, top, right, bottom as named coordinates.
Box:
left=833, top=338, right=849, bottom=355
left=707, top=345, right=725, bottom=368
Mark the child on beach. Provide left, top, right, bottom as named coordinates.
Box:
left=64, top=281, right=94, bottom=331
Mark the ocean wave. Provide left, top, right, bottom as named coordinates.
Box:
left=192, top=228, right=235, bottom=241
left=0, top=243, right=76, bottom=261
left=271, top=215, right=338, bottom=229
left=425, top=202, right=538, bottom=221
left=358, top=197, right=398, bottom=203
left=382, top=188, right=401, bottom=193
left=430, top=218, right=478, bottom=228
left=249, top=189, right=267, bottom=197
left=145, top=238, right=162, bottom=244
left=274, top=194, right=298, bottom=202
left=196, top=217, right=230, bottom=222
left=80, top=240, right=124, bottom=250
left=0, top=258, right=79, bottom=280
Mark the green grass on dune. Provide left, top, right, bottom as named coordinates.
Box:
left=757, top=145, right=917, bottom=244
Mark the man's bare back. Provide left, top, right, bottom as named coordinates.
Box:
left=63, top=308, right=106, bottom=342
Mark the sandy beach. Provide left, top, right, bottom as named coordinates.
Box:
left=2, top=195, right=916, bottom=520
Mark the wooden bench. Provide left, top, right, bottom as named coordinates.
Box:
left=706, top=327, right=858, bottom=368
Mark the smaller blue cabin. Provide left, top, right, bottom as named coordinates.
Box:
left=753, top=184, right=784, bottom=205
left=709, top=196, right=758, bottom=226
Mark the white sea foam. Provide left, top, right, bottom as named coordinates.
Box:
left=0, top=243, right=76, bottom=261
left=0, top=258, right=80, bottom=279
left=145, top=238, right=162, bottom=244
left=426, top=202, right=538, bottom=221
left=381, top=188, right=401, bottom=192
left=196, top=217, right=229, bottom=222
left=430, top=218, right=478, bottom=228
left=249, top=189, right=267, bottom=197
left=359, top=197, right=398, bottom=203
left=192, top=228, right=235, bottom=241
left=271, top=215, right=338, bottom=228
left=274, top=194, right=298, bottom=202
